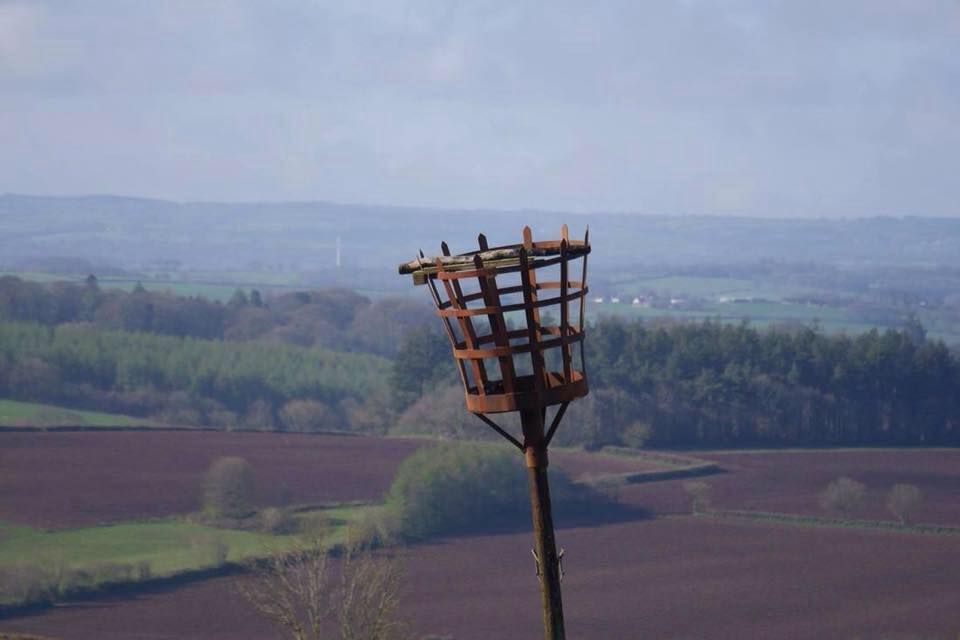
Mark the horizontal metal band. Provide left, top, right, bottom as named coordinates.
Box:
left=458, top=239, right=589, bottom=257
left=433, top=253, right=586, bottom=282
left=536, top=280, right=584, bottom=290
left=434, top=281, right=586, bottom=310
left=473, top=325, right=579, bottom=346
left=453, top=330, right=584, bottom=359
left=436, top=288, right=587, bottom=318
left=464, top=371, right=589, bottom=413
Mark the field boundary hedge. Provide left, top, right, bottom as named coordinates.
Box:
left=700, top=509, right=960, bottom=536
left=0, top=425, right=362, bottom=437
left=0, top=560, right=252, bottom=620
left=577, top=450, right=723, bottom=489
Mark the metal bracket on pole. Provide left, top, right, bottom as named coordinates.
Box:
left=532, top=548, right=541, bottom=578
left=544, top=402, right=569, bottom=447
left=472, top=412, right=524, bottom=451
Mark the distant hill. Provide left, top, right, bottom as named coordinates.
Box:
left=3, top=193, right=960, bottom=285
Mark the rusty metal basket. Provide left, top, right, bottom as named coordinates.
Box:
left=399, top=224, right=591, bottom=640
left=400, top=225, right=590, bottom=417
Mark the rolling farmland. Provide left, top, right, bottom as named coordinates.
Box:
left=5, top=518, right=960, bottom=639
left=2, top=431, right=959, bottom=639
left=0, top=432, right=421, bottom=528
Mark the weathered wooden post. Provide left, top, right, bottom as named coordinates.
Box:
left=399, top=225, right=591, bottom=640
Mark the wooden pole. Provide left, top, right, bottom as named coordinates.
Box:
left=521, top=408, right=566, bottom=640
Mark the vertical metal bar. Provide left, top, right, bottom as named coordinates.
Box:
left=423, top=254, right=471, bottom=392
left=578, top=227, right=590, bottom=376
left=474, top=254, right=517, bottom=394
left=559, top=239, right=572, bottom=383
left=437, top=259, right=488, bottom=393
left=521, top=408, right=565, bottom=640
left=522, top=226, right=543, bottom=327
left=519, top=247, right=546, bottom=396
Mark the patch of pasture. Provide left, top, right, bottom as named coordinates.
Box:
left=0, top=400, right=151, bottom=429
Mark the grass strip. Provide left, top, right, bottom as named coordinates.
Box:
left=0, top=399, right=153, bottom=429
left=0, top=504, right=378, bottom=610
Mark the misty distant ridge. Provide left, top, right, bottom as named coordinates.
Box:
left=2, top=192, right=954, bottom=221
left=3, top=193, right=960, bottom=276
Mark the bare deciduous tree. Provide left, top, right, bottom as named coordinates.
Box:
left=819, top=476, right=866, bottom=518
left=204, top=456, right=255, bottom=519
left=887, top=483, right=922, bottom=526
left=684, top=480, right=711, bottom=514
left=238, top=543, right=329, bottom=640
left=337, top=549, right=405, bottom=640
left=237, top=540, right=407, bottom=640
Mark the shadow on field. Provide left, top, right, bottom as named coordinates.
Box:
left=423, top=500, right=654, bottom=543
left=555, top=501, right=654, bottom=530
left=0, top=565, right=246, bottom=622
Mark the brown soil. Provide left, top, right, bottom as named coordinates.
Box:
left=0, top=432, right=659, bottom=529
left=619, top=449, right=960, bottom=525
left=0, top=431, right=424, bottom=528
left=5, top=517, right=960, bottom=639
left=4, top=436, right=960, bottom=638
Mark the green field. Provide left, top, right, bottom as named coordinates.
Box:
left=604, top=274, right=827, bottom=301
left=589, top=300, right=887, bottom=335
left=0, top=503, right=377, bottom=605
left=2, top=271, right=300, bottom=303
left=607, top=275, right=757, bottom=297
left=0, top=271, right=67, bottom=283
left=0, top=400, right=153, bottom=429
left=0, top=520, right=295, bottom=577
left=105, top=279, right=248, bottom=302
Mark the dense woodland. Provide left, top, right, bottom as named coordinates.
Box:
left=390, top=318, right=960, bottom=448
left=0, top=275, right=432, bottom=356
left=584, top=318, right=959, bottom=447
left=2, top=276, right=958, bottom=447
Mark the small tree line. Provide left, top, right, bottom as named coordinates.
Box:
left=819, top=477, right=924, bottom=525
left=683, top=477, right=925, bottom=526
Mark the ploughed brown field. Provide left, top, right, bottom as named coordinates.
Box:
left=0, top=431, right=423, bottom=528
left=0, top=431, right=645, bottom=528
left=6, top=518, right=960, bottom=639
left=3, top=431, right=960, bottom=639
left=619, top=448, right=960, bottom=525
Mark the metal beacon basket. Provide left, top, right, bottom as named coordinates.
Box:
left=398, top=224, right=591, bottom=640
left=399, top=224, right=590, bottom=422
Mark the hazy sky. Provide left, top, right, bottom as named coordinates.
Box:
left=1, top=1, right=958, bottom=216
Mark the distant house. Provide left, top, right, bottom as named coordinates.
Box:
left=593, top=297, right=605, bottom=304
left=610, top=297, right=621, bottom=304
